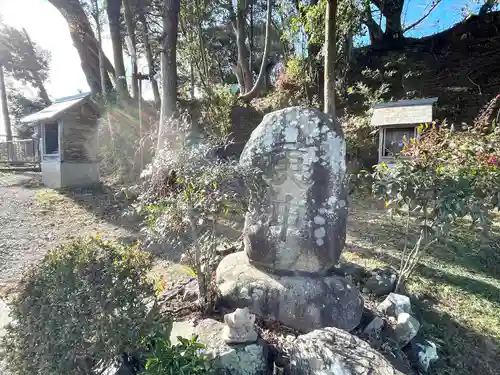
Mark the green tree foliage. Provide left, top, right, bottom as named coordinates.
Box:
left=0, top=24, right=50, bottom=87
left=141, top=336, right=213, bottom=375
left=0, top=237, right=171, bottom=375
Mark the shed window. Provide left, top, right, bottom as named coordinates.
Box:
left=383, top=127, right=414, bottom=157
left=44, top=123, right=59, bottom=155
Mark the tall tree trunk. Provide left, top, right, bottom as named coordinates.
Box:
left=194, top=0, right=210, bottom=82
left=371, top=0, right=404, bottom=40
left=21, top=29, right=51, bottom=105
left=48, top=0, right=115, bottom=94
left=124, top=0, right=139, bottom=99
left=157, top=0, right=180, bottom=150
left=106, top=0, right=129, bottom=99
left=0, top=65, right=12, bottom=141
left=232, top=2, right=252, bottom=94
left=324, top=0, right=337, bottom=117
left=239, top=0, right=272, bottom=102
left=363, top=6, right=384, bottom=44
left=92, top=0, right=107, bottom=98
left=138, top=9, right=160, bottom=107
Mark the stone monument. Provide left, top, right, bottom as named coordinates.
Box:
left=223, top=307, right=258, bottom=344
left=216, top=107, right=363, bottom=333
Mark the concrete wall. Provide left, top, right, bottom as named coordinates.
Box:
left=60, top=162, right=99, bottom=187
left=41, top=160, right=61, bottom=189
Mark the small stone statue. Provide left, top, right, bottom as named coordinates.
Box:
left=223, top=307, right=258, bottom=344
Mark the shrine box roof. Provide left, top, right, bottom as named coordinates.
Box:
left=20, top=92, right=98, bottom=126
left=371, top=97, right=438, bottom=127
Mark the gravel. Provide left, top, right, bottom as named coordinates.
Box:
left=0, top=172, right=134, bottom=289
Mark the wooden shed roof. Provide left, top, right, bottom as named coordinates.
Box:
left=20, top=92, right=95, bottom=125
left=371, top=97, right=438, bottom=127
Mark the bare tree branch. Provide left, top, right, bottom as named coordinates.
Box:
left=403, top=0, right=442, bottom=33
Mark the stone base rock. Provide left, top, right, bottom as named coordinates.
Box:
left=405, top=336, right=439, bottom=373
left=216, top=252, right=363, bottom=333
left=378, top=293, right=412, bottom=318
left=170, top=319, right=268, bottom=375
left=288, top=327, right=405, bottom=375
left=364, top=268, right=397, bottom=296
left=393, top=313, right=420, bottom=348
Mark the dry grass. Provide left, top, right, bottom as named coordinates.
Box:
left=346, top=197, right=500, bottom=375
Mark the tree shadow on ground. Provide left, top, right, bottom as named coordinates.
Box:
left=344, top=244, right=500, bottom=375
left=58, top=184, right=184, bottom=261
left=413, top=293, right=500, bottom=375
left=347, top=214, right=500, bottom=282
left=58, top=183, right=245, bottom=263
left=0, top=171, right=42, bottom=188
left=58, top=183, right=140, bottom=232
left=350, top=241, right=500, bottom=306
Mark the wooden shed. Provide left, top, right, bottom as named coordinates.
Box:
left=20, top=93, right=100, bottom=189
left=371, top=97, right=438, bottom=165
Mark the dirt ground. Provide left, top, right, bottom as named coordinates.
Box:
left=1, top=172, right=499, bottom=375
left=0, top=172, right=136, bottom=294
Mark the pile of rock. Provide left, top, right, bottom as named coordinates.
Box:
left=338, top=259, right=398, bottom=297
left=169, top=308, right=268, bottom=375
left=182, top=107, right=438, bottom=375
left=362, top=293, right=439, bottom=373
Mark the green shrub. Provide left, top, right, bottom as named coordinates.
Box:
left=272, top=57, right=317, bottom=108
left=98, top=101, right=157, bottom=183
left=199, top=85, right=236, bottom=137
left=368, top=124, right=500, bottom=290
left=137, top=117, right=265, bottom=313
left=0, top=237, right=170, bottom=375
left=141, top=336, right=212, bottom=375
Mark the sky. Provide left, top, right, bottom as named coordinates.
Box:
left=0, top=0, right=486, bottom=134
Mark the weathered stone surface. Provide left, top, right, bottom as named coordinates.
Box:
left=240, top=107, right=347, bottom=274
left=392, top=313, right=420, bottom=348
left=182, top=279, right=199, bottom=302
left=195, top=319, right=268, bottom=375
left=363, top=316, right=385, bottom=337
left=405, top=336, right=439, bottom=373
left=288, top=327, right=405, bottom=375
left=337, top=261, right=369, bottom=284
left=378, top=293, right=412, bottom=318
left=364, top=268, right=397, bottom=296
left=216, top=252, right=363, bottom=333
left=169, top=320, right=196, bottom=345
left=223, top=308, right=258, bottom=344
left=168, top=319, right=267, bottom=375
